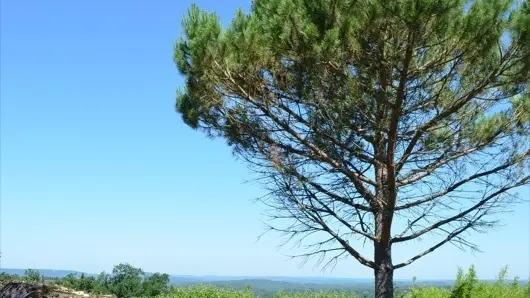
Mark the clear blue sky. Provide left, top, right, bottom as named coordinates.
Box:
left=1, top=0, right=528, bottom=281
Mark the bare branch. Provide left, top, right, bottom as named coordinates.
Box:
left=395, top=150, right=530, bottom=210
left=394, top=213, right=486, bottom=269
left=392, top=175, right=529, bottom=243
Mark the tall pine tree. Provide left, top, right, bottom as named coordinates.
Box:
left=173, top=1, right=530, bottom=297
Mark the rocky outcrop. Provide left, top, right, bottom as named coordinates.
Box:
left=0, top=282, right=116, bottom=298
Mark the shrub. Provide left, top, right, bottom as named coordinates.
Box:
left=403, top=266, right=530, bottom=298
left=147, top=285, right=255, bottom=298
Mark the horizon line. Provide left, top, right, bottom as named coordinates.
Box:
left=2, top=267, right=514, bottom=282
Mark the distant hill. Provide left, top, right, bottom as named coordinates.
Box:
left=0, top=269, right=97, bottom=278
left=168, top=275, right=376, bottom=285
left=0, top=268, right=380, bottom=284
left=0, top=268, right=441, bottom=284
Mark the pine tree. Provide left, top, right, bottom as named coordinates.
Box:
left=173, top=1, right=530, bottom=297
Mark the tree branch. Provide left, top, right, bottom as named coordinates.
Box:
left=220, top=65, right=377, bottom=204
left=393, top=213, right=485, bottom=269
left=392, top=175, right=529, bottom=243
left=396, top=48, right=514, bottom=174
left=395, top=150, right=530, bottom=210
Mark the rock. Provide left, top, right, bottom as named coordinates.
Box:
left=0, top=282, right=117, bottom=298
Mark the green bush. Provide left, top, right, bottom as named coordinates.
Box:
left=141, top=286, right=356, bottom=298
left=24, top=269, right=44, bottom=283
left=403, top=266, right=530, bottom=298
left=52, top=263, right=170, bottom=298
left=146, top=285, right=255, bottom=298
left=273, top=290, right=355, bottom=297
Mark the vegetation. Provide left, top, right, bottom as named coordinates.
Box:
left=172, top=0, right=530, bottom=297
left=159, top=285, right=255, bottom=298
left=24, top=269, right=44, bottom=283
left=403, top=266, right=530, bottom=298
left=0, top=1, right=527, bottom=298
left=1, top=265, right=528, bottom=297
left=3, top=263, right=171, bottom=298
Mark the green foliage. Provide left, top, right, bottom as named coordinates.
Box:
left=107, top=263, right=145, bottom=298
left=153, top=285, right=255, bottom=298
left=3, top=265, right=529, bottom=298
left=131, top=267, right=529, bottom=297
left=73, top=273, right=103, bottom=293
left=53, top=263, right=170, bottom=298
left=55, top=272, right=106, bottom=294
left=24, top=269, right=43, bottom=282
left=174, top=0, right=530, bottom=143
left=137, top=285, right=358, bottom=298
left=143, top=273, right=171, bottom=297
left=273, top=290, right=356, bottom=297
left=404, top=266, right=530, bottom=298
left=0, top=272, right=18, bottom=282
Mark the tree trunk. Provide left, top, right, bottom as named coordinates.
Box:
left=373, top=151, right=395, bottom=298
left=374, top=241, right=394, bottom=298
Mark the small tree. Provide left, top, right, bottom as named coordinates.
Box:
left=77, top=273, right=99, bottom=293
left=107, top=263, right=145, bottom=298
left=24, top=269, right=43, bottom=283
left=142, top=273, right=170, bottom=297
left=173, top=1, right=530, bottom=297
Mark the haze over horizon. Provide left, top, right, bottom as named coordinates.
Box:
left=1, top=268, right=521, bottom=282
left=1, top=0, right=529, bottom=281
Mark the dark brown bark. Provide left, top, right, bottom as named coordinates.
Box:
left=374, top=248, right=393, bottom=298
left=371, top=122, right=396, bottom=297
left=374, top=211, right=394, bottom=298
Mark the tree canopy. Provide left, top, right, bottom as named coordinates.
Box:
left=173, top=0, right=529, bottom=297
